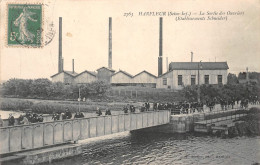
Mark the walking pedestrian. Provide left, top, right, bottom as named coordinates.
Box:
left=8, top=114, right=15, bottom=126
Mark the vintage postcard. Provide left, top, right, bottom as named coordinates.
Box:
left=0, top=0, right=259, bottom=164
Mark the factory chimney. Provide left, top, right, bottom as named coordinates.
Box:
left=158, top=17, right=163, bottom=76
left=72, top=59, right=74, bottom=73
left=108, top=17, right=112, bottom=69
left=191, top=52, right=193, bottom=62
left=61, top=58, right=64, bottom=72
left=58, top=17, right=62, bottom=73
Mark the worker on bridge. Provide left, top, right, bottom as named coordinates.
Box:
left=96, top=107, right=102, bottom=116
left=105, top=108, right=111, bottom=115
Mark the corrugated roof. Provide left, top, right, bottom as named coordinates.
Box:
left=112, top=70, right=133, bottom=78
left=169, top=62, right=229, bottom=70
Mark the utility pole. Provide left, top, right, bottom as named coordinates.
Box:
left=197, top=60, right=202, bottom=103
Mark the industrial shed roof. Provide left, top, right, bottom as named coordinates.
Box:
left=51, top=71, right=78, bottom=78
left=112, top=70, right=133, bottom=77
left=96, top=67, right=115, bottom=72
left=169, top=62, right=229, bottom=70
left=75, top=70, right=97, bottom=77
left=133, top=70, right=157, bottom=78
left=158, top=70, right=173, bottom=78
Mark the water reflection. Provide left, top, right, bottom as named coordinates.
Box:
left=49, top=132, right=260, bottom=165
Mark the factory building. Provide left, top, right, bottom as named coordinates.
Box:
left=97, top=67, right=115, bottom=83
left=111, top=70, right=157, bottom=87
left=156, top=62, right=229, bottom=89
left=51, top=71, right=78, bottom=85
left=51, top=17, right=229, bottom=90
left=111, top=70, right=133, bottom=85
left=132, top=71, right=157, bottom=87
left=74, top=70, right=97, bottom=84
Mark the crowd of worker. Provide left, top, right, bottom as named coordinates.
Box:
left=1, top=95, right=258, bottom=127
left=119, top=95, right=259, bottom=115
left=1, top=108, right=85, bottom=127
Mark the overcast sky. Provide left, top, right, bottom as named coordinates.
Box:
left=1, top=0, right=260, bottom=81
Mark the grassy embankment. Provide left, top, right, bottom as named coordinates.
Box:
left=0, top=97, right=127, bottom=114
left=0, top=86, right=184, bottom=114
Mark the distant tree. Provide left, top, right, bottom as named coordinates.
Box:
left=227, top=73, right=238, bottom=84
left=30, top=79, right=52, bottom=97
left=238, top=72, right=247, bottom=79
left=91, top=81, right=111, bottom=95
left=249, top=72, right=260, bottom=82
left=47, top=82, right=66, bottom=97
left=15, top=79, right=32, bottom=97
left=2, top=78, right=17, bottom=95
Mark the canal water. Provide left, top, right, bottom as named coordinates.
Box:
left=0, top=110, right=24, bottom=119
left=50, top=132, right=259, bottom=165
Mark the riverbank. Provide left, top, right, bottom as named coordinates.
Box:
left=0, top=97, right=142, bottom=114
left=227, top=107, right=260, bottom=137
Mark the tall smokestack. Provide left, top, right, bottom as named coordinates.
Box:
left=158, top=17, right=163, bottom=76
left=166, top=57, right=168, bottom=72
left=191, top=52, right=193, bottom=62
left=158, top=57, right=162, bottom=76
left=58, top=17, right=62, bottom=73
left=108, top=17, right=112, bottom=69
left=72, top=59, right=74, bottom=73
left=62, top=58, right=64, bottom=72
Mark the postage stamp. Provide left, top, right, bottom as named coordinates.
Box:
left=7, top=4, right=43, bottom=47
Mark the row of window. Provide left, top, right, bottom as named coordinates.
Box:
left=163, top=75, right=223, bottom=85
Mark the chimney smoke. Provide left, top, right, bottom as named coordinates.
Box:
left=108, top=17, right=112, bottom=69
left=58, top=17, right=62, bottom=73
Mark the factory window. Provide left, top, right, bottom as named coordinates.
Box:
left=218, top=75, right=222, bottom=84
left=191, top=75, right=196, bottom=85
left=205, top=75, right=209, bottom=84
left=178, top=75, right=182, bottom=86
left=163, top=78, right=167, bottom=85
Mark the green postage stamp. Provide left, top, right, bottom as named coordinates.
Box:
left=7, top=4, right=43, bottom=47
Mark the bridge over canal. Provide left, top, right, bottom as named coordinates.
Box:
left=0, top=110, right=170, bottom=155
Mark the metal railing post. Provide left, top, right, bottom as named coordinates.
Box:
left=21, top=126, right=23, bottom=150
left=103, top=116, right=106, bottom=135
left=8, top=128, right=10, bottom=152
left=62, top=120, right=65, bottom=142
left=43, top=123, right=45, bottom=146
left=88, top=119, right=91, bottom=138
left=53, top=123, right=55, bottom=144
left=32, top=126, right=34, bottom=148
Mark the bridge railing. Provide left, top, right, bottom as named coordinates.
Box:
left=0, top=110, right=170, bottom=155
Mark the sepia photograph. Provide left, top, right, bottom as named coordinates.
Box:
left=0, top=0, right=260, bottom=164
